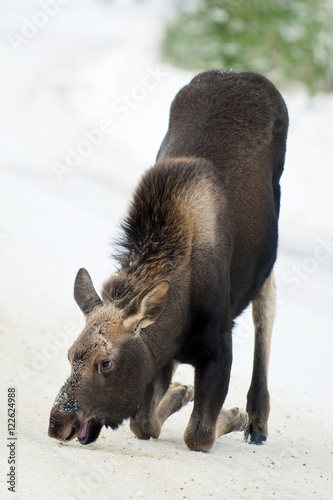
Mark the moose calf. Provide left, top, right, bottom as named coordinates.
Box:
left=49, top=70, right=288, bottom=452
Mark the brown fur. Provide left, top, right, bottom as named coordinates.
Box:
left=245, top=271, right=276, bottom=442
left=48, top=70, right=288, bottom=452
left=103, top=157, right=221, bottom=309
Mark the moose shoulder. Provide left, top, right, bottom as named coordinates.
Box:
left=48, top=70, right=288, bottom=452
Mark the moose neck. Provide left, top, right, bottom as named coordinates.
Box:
left=103, top=158, right=220, bottom=309
left=102, top=161, right=204, bottom=309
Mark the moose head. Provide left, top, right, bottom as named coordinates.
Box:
left=48, top=268, right=169, bottom=445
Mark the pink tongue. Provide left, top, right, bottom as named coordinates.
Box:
left=78, top=421, right=89, bottom=439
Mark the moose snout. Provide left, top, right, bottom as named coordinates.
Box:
left=48, top=406, right=79, bottom=441
left=48, top=378, right=82, bottom=441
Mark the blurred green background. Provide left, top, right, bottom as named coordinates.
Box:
left=161, top=0, right=333, bottom=93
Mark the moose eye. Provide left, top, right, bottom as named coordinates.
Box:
left=100, top=360, right=112, bottom=371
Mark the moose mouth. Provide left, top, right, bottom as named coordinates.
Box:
left=77, top=418, right=103, bottom=445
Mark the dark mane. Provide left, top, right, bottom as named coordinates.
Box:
left=103, top=159, right=211, bottom=306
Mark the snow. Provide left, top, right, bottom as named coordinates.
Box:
left=1, top=1, right=332, bottom=499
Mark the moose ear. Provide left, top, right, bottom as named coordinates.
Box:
left=74, top=268, right=103, bottom=316
left=123, top=280, right=169, bottom=334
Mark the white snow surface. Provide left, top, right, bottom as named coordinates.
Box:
left=1, top=1, right=332, bottom=499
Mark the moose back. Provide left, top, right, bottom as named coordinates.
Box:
left=48, top=70, right=288, bottom=452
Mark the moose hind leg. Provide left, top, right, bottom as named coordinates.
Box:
left=245, top=271, right=276, bottom=444
left=216, top=407, right=248, bottom=438
left=156, top=382, right=194, bottom=427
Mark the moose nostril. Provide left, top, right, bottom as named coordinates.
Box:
left=65, top=427, right=76, bottom=441
left=48, top=421, right=77, bottom=441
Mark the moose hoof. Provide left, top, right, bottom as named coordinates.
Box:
left=182, top=384, right=194, bottom=404
left=166, top=383, right=194, bottom=407
left=228, top=408, right=248, bottom=432
left=244, top=424, right=267, bottom=445
left=251, top=431, right=267, bottom=445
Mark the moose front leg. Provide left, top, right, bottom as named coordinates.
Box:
left=130, top=362, right=193, bottom=440
left=245, top=271, right=276, bottom=444
left=184, top=329, right=247, bottom=452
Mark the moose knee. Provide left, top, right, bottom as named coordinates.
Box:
left=130, top=415, right=161, bottom=440
left=184, top=421, right=216, bottom=452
